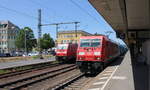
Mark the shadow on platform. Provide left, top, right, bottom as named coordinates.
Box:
left=109, top=56, right=124, bottom=66
left=109, top=52, right=149, bottom=90
left=131, top=59, right=149, bottom=90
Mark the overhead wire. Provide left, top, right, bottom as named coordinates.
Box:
left=69, top=0, right=101, bottom=24
left=0, top=3, right=49, bottom=23
left=27, top=0, right=56, bottom=23
left=0, top=4, right=37, bottom=20
left=27, top=0, right=76, bottom=22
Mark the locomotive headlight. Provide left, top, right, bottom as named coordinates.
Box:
left=63, top=51, right=67, bottom=53
left=94, top=52, right=101, bottom=55
left=79, top=52, right=85, bottom=55
left=97, top=57, right=101, bottom=60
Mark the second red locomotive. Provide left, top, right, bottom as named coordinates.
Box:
left=76, top=36, right=120, bottom=74
left=56, top=43, right=78, bottom=63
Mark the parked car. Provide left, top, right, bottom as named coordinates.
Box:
left=28, top=52, right=39, bottom=56
left=15, top=51, right=24, bottom=56
left=49, top=50, right=56, bottom=56
left=5, top=53, right=11, bottom=57
left=0, top=53, right=6, bottom=57
left=0, top=53, right=11, bottom=57
left=42, top=51, right=48, bottom=55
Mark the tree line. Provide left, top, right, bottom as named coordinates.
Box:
left=15, top=27, right=55, bottom=53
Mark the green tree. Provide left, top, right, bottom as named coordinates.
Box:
left=40, top=33, right=55, bottom=50
left=15, top=27, right=37, bottom=52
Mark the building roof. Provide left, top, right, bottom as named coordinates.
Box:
left=0, top=20, right=12, bottom=24
left=58, top=30, right=92, bottom=35
left=0, top=20, right=20, bottom=30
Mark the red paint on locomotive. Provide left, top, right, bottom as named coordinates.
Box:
left=56, top=43, right=78, bottom=63
left=76, top=36, right=120, bottom=74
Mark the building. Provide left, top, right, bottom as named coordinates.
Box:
left=0, top=20, right=20, bottom=54
left=57, top=30, right=92, bottom=44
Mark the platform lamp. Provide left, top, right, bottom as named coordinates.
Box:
left=24, top=28, right=28, bottom=56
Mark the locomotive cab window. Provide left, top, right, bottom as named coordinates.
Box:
left=80, top=39, right=101, bottom=47
left=57, top=45, right=68, bottom=49
left=80, top=39, right=90, bottom=47
left=91, top=39, right=101, bottom=47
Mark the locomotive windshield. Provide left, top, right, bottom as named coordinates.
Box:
left=80, top=39, right=101, bottom=47
left=57, top=45, right=68, bottom=49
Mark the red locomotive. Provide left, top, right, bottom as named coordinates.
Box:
left=76, top=36, right=120, bottom=74
left=56, top=43, right=78, bottom=63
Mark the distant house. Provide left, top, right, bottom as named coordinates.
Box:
left=57, top=30, right=92, bottom=44
left=0, top=20, right=20, bottom=54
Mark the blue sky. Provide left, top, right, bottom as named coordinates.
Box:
left=0, top=0, right=124, bottom=44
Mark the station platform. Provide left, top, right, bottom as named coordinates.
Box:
left=0, top=56, right=55, bottom=70
left=86, top=51, right=149, bottom=90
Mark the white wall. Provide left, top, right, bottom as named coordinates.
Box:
left=142, top=39, right=150, bottom=65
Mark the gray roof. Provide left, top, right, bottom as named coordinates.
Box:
left=0, top=20, right=20, bottom=29
left=0, top=20, right=11, bottom=24
left=58, top=30, right=92, bottom=35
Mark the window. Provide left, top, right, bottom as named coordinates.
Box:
left=0, top=24, right=7, bottom=28
left=57, top=46, right=68, bottom=49
left=16, top=30, right=18, bottom=34
left=63, top=40, right=66, bottom=43
left=4, top=24, right=7, bottom=28
left=80, top=39, right=101, bottom=47
left=5, top=36, right=7, bottom=39
left=5, top=41, right=7, bottom=45
left=80, top=39, right=90, bottom=47
left=91, top=39, right=101, bottom=47
left=67, top=40, right=70, bottom=43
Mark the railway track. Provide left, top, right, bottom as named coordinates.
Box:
left=0, top=62, right=61, bottom=79
left=0, top=64, right=76, bottom=90
left=52, top=73, right=93, bottom=90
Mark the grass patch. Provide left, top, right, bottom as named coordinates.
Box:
left=0, top=55, right=54, bottom=63
left=0, top=61, right=57, bottom=75
left=32, top=55, right=41, bottom=59
left=0, top=70, right=9, bottom=74
left=0, top=66, right=33, bottom=74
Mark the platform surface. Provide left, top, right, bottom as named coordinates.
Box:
left=0, top=56, right=55, bottom=70
left=86, top=51, right=148, bottom=90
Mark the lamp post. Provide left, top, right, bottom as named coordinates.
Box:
left=74, top=22, right=79, bottom=43
left=24, top=28, right=27, bottom=56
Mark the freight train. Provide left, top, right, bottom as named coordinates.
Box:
left=56, top=43, right=78, bottom=63
left=76, top=36, right=120, bottom=74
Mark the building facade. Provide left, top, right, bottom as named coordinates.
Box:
left=57, top=30, right=92, bottom=44
left=0, top=20, right=20, bottom=54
